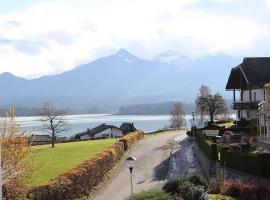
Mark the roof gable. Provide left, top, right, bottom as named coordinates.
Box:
left=226, top=57, right=270, bottom=90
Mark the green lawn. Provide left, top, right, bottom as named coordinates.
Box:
left=215, top=122, right=234, bottom=129
left=28, top=139, right=116, bottom=186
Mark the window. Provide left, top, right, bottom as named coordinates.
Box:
left=246, top=111, right=250, bottom=119
left=264, top=90, right=266, bottom=101
left=253, top=92, right=256, bottom=101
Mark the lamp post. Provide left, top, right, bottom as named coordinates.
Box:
left=192, top=110, right=195, bottom=135
left=126, top=156, right=136, bottom=196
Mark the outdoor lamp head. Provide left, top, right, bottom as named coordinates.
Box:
left=126, top=156, right=136, bottom=169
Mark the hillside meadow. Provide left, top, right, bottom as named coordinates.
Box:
left=27, top=139, right=116, bottom=186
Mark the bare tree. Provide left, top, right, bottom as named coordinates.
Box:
left=196, top=86, right=228, bottom=124
left=40, top=103, right=70, bottom=147
left=195, top=85, right=211, bottom=122
left=170, top=102, right=186, bottom=130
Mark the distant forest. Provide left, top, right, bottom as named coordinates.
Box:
left=0, top=101, right=195, bottom=117
left=0, top=106, right=116, bottom=117
left=118, top=102, right=194, bottom=115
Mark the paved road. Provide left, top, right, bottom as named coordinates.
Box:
left=168, top=137, right=205, bottom=179
left=91, top=130, right=186, bottom=200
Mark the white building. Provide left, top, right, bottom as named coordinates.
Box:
left=226, top=57, right=270, bottom=141
left=76, top=124, right=123, bottom=140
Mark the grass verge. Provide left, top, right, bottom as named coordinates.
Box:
left=28, top=139, right=116, bottom=186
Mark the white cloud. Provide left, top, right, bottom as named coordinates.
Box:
left=0, top=0, right=268, bottom=78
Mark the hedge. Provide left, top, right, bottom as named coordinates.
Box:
left=226, top=126, right=257, bottom=134
left=195, top=132, right=218, bottom=161
left=220, top=150, right=270, bottom=177
left=119, top=131, right=144, bottom=150
left=28, top=131, right=144, bottom=200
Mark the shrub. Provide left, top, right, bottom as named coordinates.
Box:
left=220, top=150, right=270, bottom=177
left=1, top=106, right=33, bottom=200
left=177, top=181, right=208, bottom=200
left=163, top=175, right=208, bottom=196
left=208, top=178, right=221, bottom=194
left=195, top=132, right=218, bottom=160
left=119, top=131, right=144, bottom=150
left=209, top=194, right=236, bottom=200
left=163, top=176, right=208, bottom=200
left=219, top=179, right=270, bottom=200
left=126, top=190, right=173, bottom=200
left=187, top=174, right=208, bottom=188
left=163, top=179, right=184, bottom=196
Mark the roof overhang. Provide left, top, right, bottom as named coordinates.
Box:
left=225, top=64, right=250, bottom=90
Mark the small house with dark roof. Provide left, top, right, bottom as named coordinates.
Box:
left=226, top=57, right=270, bottom=141
left=120, top=123, right=137, bottom=135
left=28, top=134, right=52, bottom=146
left=75, top=123, right=123, bottom=140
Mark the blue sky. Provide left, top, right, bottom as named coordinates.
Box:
left=0, top=0, right=270, bottom=78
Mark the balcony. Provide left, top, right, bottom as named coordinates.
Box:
left=233, top=101, right=260, bottom=110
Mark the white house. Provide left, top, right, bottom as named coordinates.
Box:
left=226, top=57, right=270, bottom=141
left=75, top=124, right=123, bottom=140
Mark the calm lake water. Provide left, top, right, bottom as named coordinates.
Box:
left=14, top=114, right=194, bottom=138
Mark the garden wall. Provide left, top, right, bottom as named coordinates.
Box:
left=28, top=131, right=144, bottom=200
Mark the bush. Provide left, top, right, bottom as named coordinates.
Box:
left=187, top=174, right=208, bottom=188
left=209, top=194, right=236, bottom=200
left=163, top=179, right=184, bottom=196
left=186, top=131, right=193, bottom=137
left=195, top=132, right=218, bottom=160
left=126, top=190, right=173, bottom=200
left=163, top=175, right=208, bottom=196
left=163, top=175, right=208, bottom=199
left=219, top=179, right=270, bottom=200
left=208, top=178, right=222, bottom=194
left=226, top=126, right=257, bottom=134
left=119, top=131, right=144, bottom=150
left=220, top=150, right=270, bottom=177
left=28, top=131, right=144, bottom=200
left=177, top=181, right=208, bottom=200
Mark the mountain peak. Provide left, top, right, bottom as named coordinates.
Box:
left=116, top=48, right=130, bottom=55
left=115, top=48, right=137, bottom=58
left=0, top=72, right=17, bottom=79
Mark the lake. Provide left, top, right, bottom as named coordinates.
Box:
left=15, top=114, right=194, bottom=138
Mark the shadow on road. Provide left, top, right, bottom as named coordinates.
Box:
left=153, top=156, right=170, bottom=181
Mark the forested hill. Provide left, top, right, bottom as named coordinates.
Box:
left=118, top=102, right=194, bottom=115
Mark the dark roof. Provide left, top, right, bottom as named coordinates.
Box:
left=28, top=135, right=51, bottom=142
left=226, top=57, right=270, bottom=90
left=120, top=123, right=137, bottom=133
left=75, top=124, right=121, bottom=138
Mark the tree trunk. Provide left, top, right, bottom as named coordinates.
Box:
left=51, top=132, right=55, bottom=148
left=210, top=114, right=214, bottom=125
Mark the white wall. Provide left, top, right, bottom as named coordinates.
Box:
left=242, top=88, right=265, bottom=102
left=80, top=134, right=91, bottom=140
left=94, top=128, right=123, bottom=138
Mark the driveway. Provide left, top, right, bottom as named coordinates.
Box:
left=91, top=130, right=186, bottom=200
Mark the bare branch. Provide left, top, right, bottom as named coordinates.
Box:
left=39, top=103, right=71, bottom=147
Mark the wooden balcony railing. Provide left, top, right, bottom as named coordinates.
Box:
left=233, top=101, right=260, bottom=110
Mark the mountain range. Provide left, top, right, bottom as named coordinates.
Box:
left=0, top=49, right=240, bottom=109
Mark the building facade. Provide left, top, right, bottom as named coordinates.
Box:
left=226, top=57, right=270, bottom=141
left=76, top=124, right=123, bottom=140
